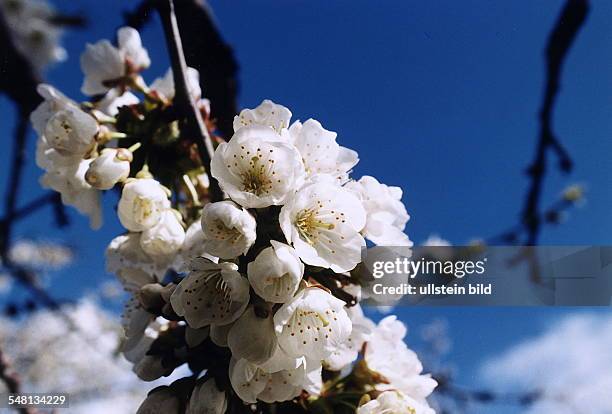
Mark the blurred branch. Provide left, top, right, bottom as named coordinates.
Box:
left=0, top=346, right=37, bottom=414
left=156, top=0, right=224, bottom=202
left=0, top=10, right=41, bottom=114
left=125, top=0, right=239, bottom=140
left=0, top=11, right=69, bottom=311
left=0, top=114, right=30, bottom=258
left=0, top=193, right=65, bottom=225
left=521, top=0, right=589, bottom=244
left=48, top=14, right=87, bottom=28
left=434, top=374, right=540, bottom=409
left=487, top=192, right=580, bottom=245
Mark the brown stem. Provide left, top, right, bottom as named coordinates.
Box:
left=156, top=0, right=224, bottom=202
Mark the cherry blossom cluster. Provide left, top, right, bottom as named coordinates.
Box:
left=0, top=0, right=67, bottom=72
left=30, top=26, right=436, bottom=414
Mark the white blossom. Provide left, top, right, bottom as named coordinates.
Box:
left=186, top=379, right=227, bottom=414
left=233, top=99, right=292, bottom=134
left=229, top=358, right=309, bottom=404
left=40, top=159, right=102, bottom=229
left=365, top=316, right=437, bottom=404
left=150, top=67, right=201, bottom=102
left=273, top=287, right=352, bottom=361
left=200, top=201, right=256, bottom=259
left=8, top=239, right=73, bottom=270
left=211, top=124, right=305, bottom=208
left=106, top=233, right=169, bottom=282
left=95, top=89, right=140, bottom=116
left=257, top=345, right=305, bottom=374
left=118, top=178, right=171, bottom=232
left=210, top=323, right=233, bottom=347
left=85, top=148, right=132, bottom=190
left=31, top=84, right=76, bottom=136
left=170, top=258, right=249, bottom=328
left=173, top=220, right=218, bottom=273
left=140, top=210, right=185, bottom=259
left=43, top=106, right=98, bottom=156
left=228, top=306, right=277, bottom=364
left=80, top=27, right=150, bottom=96
left=288, top=119, right=358, bottom=183
left=345, top=176, right=413, bottom=247
left=324, top=304, right=374, bottom=371
left=31, top=85, right=95, bottom=172
left=280, top=179, right=366, bottom=272
left=357, top=391, right=435, bottom=414
left=0, top=0, right=66, bottom=72
left=247, top=241, right=303, bottom=303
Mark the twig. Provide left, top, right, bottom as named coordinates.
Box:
left=0, top=113, right=30, bottom=258
left=156, top=0, right=224, bottom=202
left=521, top=0, right=589, bottom=244
left=0, top=193, right=59, bottom=224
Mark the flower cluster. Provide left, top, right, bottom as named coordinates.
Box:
left=31, top=26, right=434, bottom=414
left=0, top=0, right=67, bottom=72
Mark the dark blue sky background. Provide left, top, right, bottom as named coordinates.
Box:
left=1, top=1, right=612, bottom=412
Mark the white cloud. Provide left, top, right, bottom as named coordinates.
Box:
left=480, top=312, right=612, bottom=414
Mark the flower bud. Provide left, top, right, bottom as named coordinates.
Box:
left=140, top=210, right=186, bottom=258
left=247, top=241, right=303, bottom=303
left=118, top=178, right=171, bottom=232
left=44, top=107, right=98, bottom=156
left=85, top=148, right=131, bottom=190
left=200, top=201, right=256, bottom=259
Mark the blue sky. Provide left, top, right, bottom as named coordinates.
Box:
left=1, top=1, right=612, bottom=412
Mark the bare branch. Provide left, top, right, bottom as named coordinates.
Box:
left=521, top=0, right=589, bottom=244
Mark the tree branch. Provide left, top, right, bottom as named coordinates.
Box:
left=521, top=0, right=589, bottom=244
left=156, top=0, right=224, bottom=202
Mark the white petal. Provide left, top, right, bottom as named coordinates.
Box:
left=117, top=26, right=150, bottom=69
left=170, top=260, right=249, bottom=328
left=80, top=40, right=124, bottom=95
left=211, top=125, right=305, bottom=208
left=186, top=378, right=227, bottom=414
left=201, top=201, right=256, bottom=259
left=247, top=241, right=303, bottom=303
left=233, top=100, right=292, bottom=133
left=228, top=306, right=277, bottom=364
left=229, top=358, right=268, bottom=404
left=273, top=287, right=352, bottom=360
